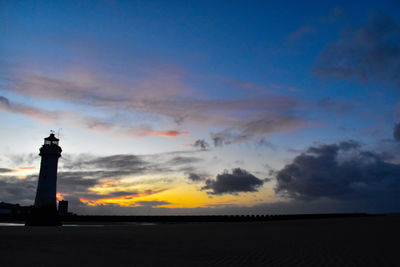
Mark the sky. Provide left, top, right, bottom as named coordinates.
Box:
left=1, top=0, right=400, bottom=215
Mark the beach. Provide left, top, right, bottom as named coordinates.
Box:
left=0, top=215, right=399, bottom=267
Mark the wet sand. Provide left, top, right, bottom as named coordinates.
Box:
left=0, top=216, right=399, bottom=267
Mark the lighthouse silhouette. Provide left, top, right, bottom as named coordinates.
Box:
left=26, top=132, right=62, bottom=226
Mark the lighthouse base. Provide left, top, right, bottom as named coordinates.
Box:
left=25, top=207, right=62, bottom=226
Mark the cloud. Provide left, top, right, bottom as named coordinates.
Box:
left=3, top=67, right=306, bottom=144
left=0, top=95, right=56, bottom=121
left=241, top=117, right=303, bottom=136
left=57, top=172, right=101, bottom=192
left=141, top=129, right=189, bottom=137
left=210, top=132, right=229, bottom=147
left=256, top=138, right=277, bottom=150
left=62, top=154, right=150, bottom=173
left=0, top=96, right=191, bottom=138
left=4, top=154, right=40, bottom=169
left=0, top=150, right=203, bottom=207
left=0, top=168, right=12, bottom=173
left=193, top=139, right=210, bottom=150
left=7, top=153, right=172, bottom=205
left=201, top=168, right=264, bottom=195
left=0, top=96, right=10, bottom=106
left=394, top=123, right=400, bottom=142
left=210, top=116, right=304, bottom=146
left=135, top=200, right=171, bottom=207
left=58, top=173, right=171, bottom=205
left=0, top=175, right=37, bottom=205
left=79, top=188, right=170, bottom=205
left=167, top=156, right=202, bottom=166
left=187, top=173, right=206, bottom=182
left=314, top=13, right=400, bottom=88
left=1, top=147, right=205, bottom=208
left=275, top=141, right=400, bottom=203
left=128, top=95, right=304, bottom=139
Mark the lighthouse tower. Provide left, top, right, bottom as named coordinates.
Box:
left=26, top=132, right=62, bottom=226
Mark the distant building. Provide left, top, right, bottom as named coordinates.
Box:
left=58, top=200, right=68, bottom=216
left=0, top=202, right=32, bottom=216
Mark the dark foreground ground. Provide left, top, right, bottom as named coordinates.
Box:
left=0, top=215, right=399, bottom=267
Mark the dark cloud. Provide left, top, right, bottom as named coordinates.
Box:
left=0, top=176, right=37, bottom=205
left=63, top=152, right=203, bottom=176
left=242, top=118, right=298, bottom=136
left=61, top=153, right=172, bottom=179
left=135, top=200, right=171, bottom=207
left=64, top=154, right=146, bottom=171
left=287, top=148, right=301, bottom=154
left=108, top=191, right=138, bottom=197
left=394, top=123, right=400, bottom=142
left=315, top=13, right=400, bottom=88
left=24, top=172, right=139, bottom=203
left=57, top=154, right=179, bottom=202
left=167, top=156, right=202, bottom=166
left=57, top=172, right=101, bottom=196
left=187, top=173, right=206, bottom=182
left=234, top=160, right=244, bottom=165
left=338, top=140, right=361, bottom=150
left=177, top=166, right=197, bottom=174
left=7, top=153, right=40, bottom=167
left=275, top=141, right=400, bottom=204
left=0, top=151, right=198, bottom=207
left=0, top=96, right=10, bottom=107
left=81, top=190, right=140, bottom=201
left=174, top=117, right=184, bottom=125
left=193, top=139, right=210, bottom=150
left=256, top=138, right=277, bottom=150
left=212, top=137, right=224, bottom=147
left=202, top=168, right=264, bottom=195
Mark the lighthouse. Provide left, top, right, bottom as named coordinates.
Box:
left=26, top=132, right=62, bottom=226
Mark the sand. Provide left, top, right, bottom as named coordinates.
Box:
left=0, top=216, right=399, bottom=267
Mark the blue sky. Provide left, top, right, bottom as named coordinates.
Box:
left=1, top=0, right=400, bottom=214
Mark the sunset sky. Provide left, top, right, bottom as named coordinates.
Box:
left=1, top=0, right=400, bottom=215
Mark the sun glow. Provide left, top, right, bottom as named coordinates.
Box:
left=0, top=166, right=38, bottom=179
left=57, top=192, right=67, bottom=201
left=78, top=179, right=275, bottom=209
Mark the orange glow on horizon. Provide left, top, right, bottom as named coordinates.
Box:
left=11, top=166, right=37, bottom=173
left=80, top=188, right=170, bottom=206
left=57, top=192, right=67, bottom=201
left=77, top=182, right=274, bottom=209
left=2, top=166, right=39, bottom=179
